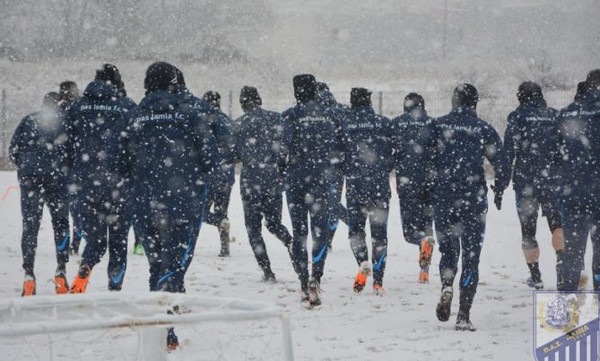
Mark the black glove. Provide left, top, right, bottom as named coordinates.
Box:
left=277, top=162, right=288, bottom=186
left=490, top=185, right=503, bottom=210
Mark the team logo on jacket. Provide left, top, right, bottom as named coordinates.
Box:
left=534, top=291, right=599, bottom=361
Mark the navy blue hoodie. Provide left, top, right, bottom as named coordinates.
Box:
left=119, top=90, right=219, bottom=218
left=279, top=99, right=347, bottom=179
left=345, top=106, right=394, bottom=200
left=10, top=107, right=68, bottom=178
left=504, top=98, right=560, bottom=190
left=420, top=107, right=510, bottom=196
left=63, top=80, right=136, bottom=201
left=233, top=107, right=282, bottom=189
left=392, top=107, right=433, bottom=186
left=556, top=89, right=600, bottom=204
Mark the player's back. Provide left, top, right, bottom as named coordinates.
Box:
left=280, top=100, right=344, bottom=178
left=428, top=108, right=501, bottom=190
left=126, top=90, right=216, bottom=213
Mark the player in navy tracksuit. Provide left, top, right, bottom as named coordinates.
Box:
left=58, top=81, right=86, bottom=256
left=345, top=88, right=394, bottom=295
left=392, top=93, right=436, bottom=283
left=118, top=62, right=219, bottom=349
left=556, top=70, right=600, bottom=292
left=316, top=82, right=349, bottom=250
left=119, top=62, right=218, bottom=293
left=233, top=86, right=293, bottom=282
left=279, top=74, right=347, bottom=307
left=170, top=74, right=232, bottom=256
left=63, top=64, right=137, bottom=293
left=10, top=92, right=70, bottom=296
left=202, top=91, right=235, bottom=257
left=503, top=82, right=564, bottom=290
left=420, top=84, right=510, bottom=331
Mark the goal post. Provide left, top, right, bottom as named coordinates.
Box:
left=0, top=292, right=294, bottom=361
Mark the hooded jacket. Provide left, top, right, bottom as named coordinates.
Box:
left=63, top=80, right=136, bottom=201
left=504, top=98, right=560, bottom=190
left=279, top=99, right=347, bottom=179
left=419, top=107, right=510, bottom=196
left=118, top=89, right=219, bottom=217
left=233, top=107, right=283, bottom=189
left=345, top=105, right=394, bottom=200
left=10, top=108, right=68, bottom=178
left=392, top=106, right=432, bottom=186
left=556, top=89, right=600, bottom=204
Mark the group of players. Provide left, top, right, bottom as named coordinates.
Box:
left=8, top=62, right=600, bottom=340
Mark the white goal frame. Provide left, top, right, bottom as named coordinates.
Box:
left=0, top=292, right=294, bottom=361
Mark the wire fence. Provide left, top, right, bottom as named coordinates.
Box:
left=0, top=87, right=576, bottom=171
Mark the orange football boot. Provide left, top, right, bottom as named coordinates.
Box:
left=353, top=261, right=371, bottom=293
left=69, top=265, right=91, bottom=294
left=54, top=274, right=69, bottom=294
left=21, top=277, right=36, bottom=297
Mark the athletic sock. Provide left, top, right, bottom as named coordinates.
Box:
left=556, top=250, right=565, bottom=289
left=527, top=262, right=542, bottom=283
left=56, top=263, right=66, bottom=276
left=458, top=287, right=476, bottom=318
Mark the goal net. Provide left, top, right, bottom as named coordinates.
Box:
left=0, top=292, right=294, bottom=361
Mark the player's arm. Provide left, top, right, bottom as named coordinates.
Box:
left=415, top=121, right=438, bottom=188
left=332, top=108, right=349, bottom=174
left=195, top=117, right=221, bottom=188
left=8, top=117, right=28, bottom=166
left=277, top=109, right=295, bottom=176
left=484, top=123, right=511, bottom=210
left=503, top=112, right=520, bottom=181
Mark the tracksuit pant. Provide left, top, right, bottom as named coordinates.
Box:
left=241, top=179, right=293, bottom=273
left=346, top=193, right=389, bottom=285
left=286, top=174, right=333, bottom=288
left=559, top=200, right=600, bottom=291
left=136, top=209, right=201, bottom=293
left=18, top=174, right=70, bottom=276
left=73, top=193, right=131, bottom=290
left=135, top=201, right=202, bottom=345
left=328, top=168, right=347, bottom=242
left=204, top=181, right=233, bottom=228
left=433, top=185, right=487, bottom=314
left=69, top=203, right=85, bottom=253
left=397, top=182, right=434, bottom=245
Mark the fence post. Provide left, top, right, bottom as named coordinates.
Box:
left=140, top=327, right=167, bottom=361
left=280, top=315, right=294, bottom=361
left=377, top=91, right=383, bottom=115
left=228, top=90, right=233, bottom=118
left=1, top=89, right=6, bottom=159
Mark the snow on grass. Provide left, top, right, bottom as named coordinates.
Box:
left=0, top=170, right=588, bottom=360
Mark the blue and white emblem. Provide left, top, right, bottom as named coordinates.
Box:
left=534, top=292, right=599, bottom=361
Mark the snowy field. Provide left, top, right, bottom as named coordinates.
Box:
left=0, top=170, right=588, bottom=361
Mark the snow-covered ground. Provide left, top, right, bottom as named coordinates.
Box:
left=0, top=170, right=587, bottom=361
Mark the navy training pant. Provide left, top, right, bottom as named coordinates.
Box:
left=558, top=201, right=600, bottom=292
left=397, top=182, right=434, bottom=245
left=285, top=174, right=333, bottom=288
left=73, top=193, right=131, bottom=290
left=18, top=174, right=70, bottom=275
left=136, top=206, right=202, bottom=293
left=346, top=193, right=389, bottom=285
left=328, top=168, right=347, bottom=241
left=204, top=181, right=233, bottom=228
left=433, top=185, right=487, bottom=310
left=241, top=179, right=293, bottom=273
